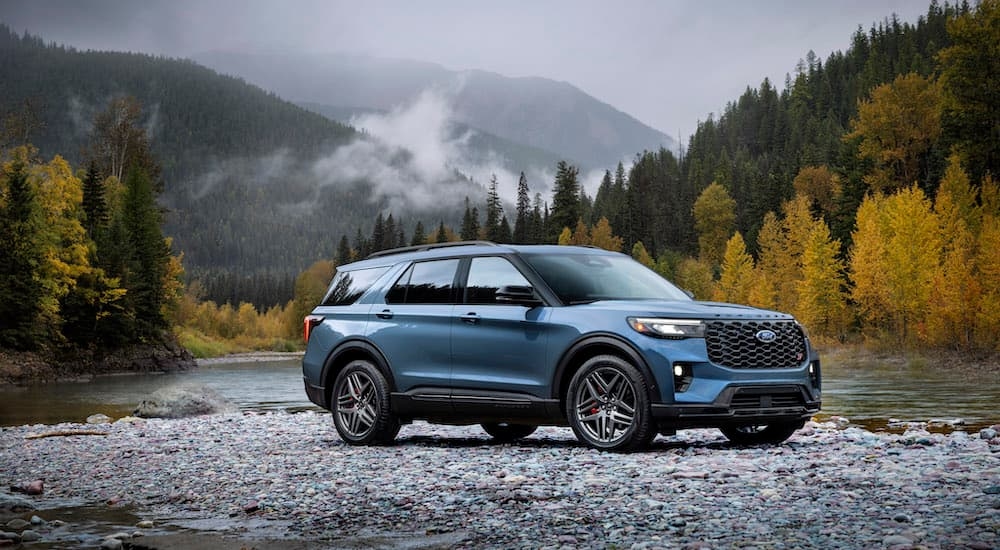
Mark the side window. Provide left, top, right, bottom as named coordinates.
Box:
left=465, top=257, right=531, bottom=304
left=385, top=259, right=460, bottom=304
left=321, top=267, right=388, bottom=306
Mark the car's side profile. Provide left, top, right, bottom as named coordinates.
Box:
left=302, top=241, right=821, bottom=452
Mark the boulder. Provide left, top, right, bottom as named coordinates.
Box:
left=133, top=383, right=237, bottom=419
left=0, top=493, right=34, bottom=513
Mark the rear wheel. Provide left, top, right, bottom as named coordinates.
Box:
left=567, top=355, right=654, bottom=452
left=332, top=360, right=400, bottom=445
left=481, top=423, right=537, bottom=442
left=720, top=422, right=799, bottom=445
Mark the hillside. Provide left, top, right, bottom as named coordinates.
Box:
left=194, top=51, right=675, bottom=169
left=0, top=26, right=485, bottom=304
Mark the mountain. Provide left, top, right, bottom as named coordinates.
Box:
left=0, top=26, right=486, bottom=305
left=194, top=51, right=675, bottom=169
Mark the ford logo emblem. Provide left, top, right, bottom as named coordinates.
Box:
left=755, top=329, right=778, bottom=343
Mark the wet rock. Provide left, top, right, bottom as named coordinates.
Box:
left=100, top=538, right=123, bottom=550
left=19, top=530, right=40, bottom=542
left=243, top=501, right=260, bottom=514
left=133, top=383, right=237, bottom=418
left=136, top=520, right=154, bottom=529
left=11, top=479, right=44, bottom=495
left=86, top=413, right=113, bottom=424
left=883, top=534, right=913, bottom=547
left=0, top=494, right=33, bottom=513
left=29, top=516, right=44, bottom=526
left=4, top=519, right=28, bottom=531
left=0, top=532, right=20, bottom=545
left=980, top=428, right=998, bottom=440
left=984, top=486, right=1000, bottom=495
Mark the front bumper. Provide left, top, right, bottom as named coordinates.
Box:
left=651, top=384, right=820, bottom=430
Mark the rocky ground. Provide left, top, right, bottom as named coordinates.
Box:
left=1, top=412, right=998, bottom=549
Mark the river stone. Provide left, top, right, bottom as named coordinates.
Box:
left=0, top=494, right=33, bottom=513
left=980, top=428, right=998, bottom=440
left=19, top=530, right=40, bottom=542
left=4, top=519, right=28, bottom=531
left=133, top=383, right=237, bottom=418
left=86, top=413, right=112, bottom=424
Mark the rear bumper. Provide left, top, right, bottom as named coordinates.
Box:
left=651, top=384, right=820, bottom=430
left=304, top=378, right=328, bottom=409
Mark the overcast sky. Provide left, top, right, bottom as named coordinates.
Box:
left=0, top=0, right=930, bottom=140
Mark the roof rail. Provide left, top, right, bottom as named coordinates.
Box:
left=366, top=240, right=500, bottom=259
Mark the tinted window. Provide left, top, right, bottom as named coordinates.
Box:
left=321, top=267, right=389, bottom=306
left=465, top=257, right=531, bottom=304
left=385, top=259, right=460, bottom=304
left=524, top=253, right=691, bottom=303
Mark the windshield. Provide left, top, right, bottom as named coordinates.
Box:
left=523, top=253, right=692, bottom=304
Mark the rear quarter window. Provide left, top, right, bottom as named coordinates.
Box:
left=321, top=267, right=389, bottom=306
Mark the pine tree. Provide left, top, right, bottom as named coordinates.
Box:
left=81, top=160, right=107, bottom=238
left=513, top=172, right=530, bottom=243
left=497, top=216, right=512, bottom=243
left=460, top=198, right=480, bottom=241
left=436, top=221, right=448, bottom=243
left=0, top=152, right=45, bottom=349
left=485, top=175, right=503, bottom=242
left=371, top=213, right=386, bottom=252
left=336, top=235, right=352, bottom=266
left=549, top=161, right=580, bottom=241
left=121, top=168, right=172, bottom=340
left=796, top=221, right=848, bottom=339
left=410, top=221, right=426, bottom=246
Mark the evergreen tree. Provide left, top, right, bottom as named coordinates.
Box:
left=371, top=212, right=386, bottom=252
left=549, top=161, right=580, bottom=240
left=485, top=175, right=503, bottom=241
left=121, top=168, right=171, bottom=339
left=0, top=153, right=45, bottom=349
left=411, top=221, right=426, bottom=246
left=460, top=197, right=480, bottom=241
left=336, top=235, right=352, bottom=266
left=81, top=160, right=107, bottom=238
left=436, top=221, right=448, bottom=243
left=513, top=171, right=530, bottom=243
left=497, top=216, right=512, bottom=244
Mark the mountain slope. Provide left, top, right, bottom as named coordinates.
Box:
left=194, top=51, right=675, bottom=169
left=0, top=26, right=483, bottom=304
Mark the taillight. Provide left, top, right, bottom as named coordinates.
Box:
left=303, top=315, right=324, bottom=343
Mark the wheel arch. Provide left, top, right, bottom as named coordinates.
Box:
left=321, top=339, right=396, bottom=407
left=551, top=333, right=660, bottom=414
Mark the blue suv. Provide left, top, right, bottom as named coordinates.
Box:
left=302, top=242, right=821, bottom=452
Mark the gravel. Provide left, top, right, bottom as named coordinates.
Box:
left=1, top=411, right=998, bottom=549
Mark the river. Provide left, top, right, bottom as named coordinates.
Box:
left=1, top=355, right=997, bottom=431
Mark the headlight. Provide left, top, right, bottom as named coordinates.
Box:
left=628, top=317, right=705, bottom=339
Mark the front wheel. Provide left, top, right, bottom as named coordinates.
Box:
left=481, top=423, right=537, bottom=442
left=567, top=355, right=654, bottom=452
left=720, top=422, right=799, bottom=445
left=332, top=360, right=400, bottom=445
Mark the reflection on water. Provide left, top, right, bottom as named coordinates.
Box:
left=0, top=359, right=319, bottom=427
left=0, top=356, right=997, bottom=430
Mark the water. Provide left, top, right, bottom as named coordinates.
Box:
left=1, top=356, right=997, bottom=431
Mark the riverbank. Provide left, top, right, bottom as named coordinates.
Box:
left=0, top=341, right=196, bottom=386
left=2, top=412, right=998, bottom=548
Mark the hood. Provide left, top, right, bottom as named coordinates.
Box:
left=570, top=299, right=795, bottom=321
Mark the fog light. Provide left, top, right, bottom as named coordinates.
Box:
left=809, top=364, right=814, bottom=374
left=672, top=363, right=693, bottom=393
left=674, top=365, right=684, bottom=377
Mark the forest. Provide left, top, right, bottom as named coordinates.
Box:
left=1, top=0, right=998, bottom=358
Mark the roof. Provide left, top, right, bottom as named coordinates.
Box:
left=339, top=241, right=620, bottom=270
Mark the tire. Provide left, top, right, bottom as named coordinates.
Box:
left=720, top=422, right=799, bottom=446
left=331, top=360, right=400, bottom=445
left=566, top=355, right=654, bottom=452
left=481, top=423, right=538, bottom=442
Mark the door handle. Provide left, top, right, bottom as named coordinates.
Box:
left=459, top=312, right=480, bottom=325
left=376, top=309, right=393, bottom=319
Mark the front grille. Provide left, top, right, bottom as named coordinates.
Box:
left=730, top=392, right=806, bottom=410
left=705, top=320, right=807, bottom=369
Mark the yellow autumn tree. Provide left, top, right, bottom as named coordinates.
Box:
left=749, top=212, right=783, bottom=310
left=796, top=221, right=848, bottom=340
left=793, top=165, right=842, bottom=215
left=753, top=196, right=813, bottom=314
left=288, top=260, right=335, bottom=339
left=692, top=182, right=736, bottom=267
left=589, top=217, right=623, bottom=252
left=975, top=215, right=1000, bottom=350
left=714, top=232, right=755, bottom=305
left=847, top=73, right=943, bottom=192
left=849, top=193, right=892, bottom=333
left=570, top=219, right=590, bottom=245
left=631, top=241, right=655, bottom=269
left=924, top=158, right=981, bottom=350
left=851, top=187, right=940, bottom=344
left=674, top=258, right=714, bottom=300
left=557, top=227, right=573, bottom=246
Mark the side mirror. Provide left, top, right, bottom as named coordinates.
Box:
left=496, top=285, right=542, bottom=306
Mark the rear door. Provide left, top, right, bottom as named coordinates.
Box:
left=366, top=258, right=459, bottom=393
